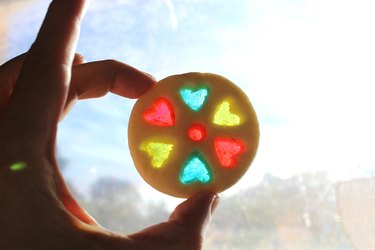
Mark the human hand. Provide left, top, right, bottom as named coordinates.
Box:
left=0, top=0, right=219, bottom=249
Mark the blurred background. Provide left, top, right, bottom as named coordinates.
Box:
left=1, top=0, right=374, bottom=249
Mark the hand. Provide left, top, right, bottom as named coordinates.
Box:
left=0, top=0, right=219, bottom=249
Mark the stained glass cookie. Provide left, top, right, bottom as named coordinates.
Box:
left=128, top=72, right=259, bottom=198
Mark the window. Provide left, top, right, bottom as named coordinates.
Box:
left=1, top=0, right=374, bottom=249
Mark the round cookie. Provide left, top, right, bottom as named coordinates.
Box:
left=128, top=72, right=259, bottom=198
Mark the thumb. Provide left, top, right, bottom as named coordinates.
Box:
left=128, top=192, right=219, bottom=249
left=169, top=191, right=219, bottom=234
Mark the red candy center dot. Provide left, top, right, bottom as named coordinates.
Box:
left=188, top=124, right=206, bottom=141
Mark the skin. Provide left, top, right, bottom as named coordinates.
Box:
left=0, top=0, right=219, bottom=249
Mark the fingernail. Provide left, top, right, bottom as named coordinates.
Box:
left=193, top=191, right=215, bottom=203
left=82, top=0, right=90, bottom=17
left=138, top=76, right=156, bottom=96
left=210, top=195, right=220, bottom=214
left=142, top=71, right=157, bottom=82
left=186, top=191, right=215, bottom=212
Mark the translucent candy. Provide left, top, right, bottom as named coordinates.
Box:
left=180, top=87, right=208, bottom=111
left=187, top=123, right=206, bottom=141
left=214, top=138, right=245, bottom=167
left=180, top=151, right=212, bottom=184
left=213, top=101, right=240, bottom=126
left=141, top=142, right=174, bottom=168
left=143, top=97, right=175, bottom=126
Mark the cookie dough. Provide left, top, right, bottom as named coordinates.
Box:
left=128, top=72, right=259, bottom=198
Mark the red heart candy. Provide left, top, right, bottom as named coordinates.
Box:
left=214, top=138, right=245, bottom=167
left=143, top=97, right=175, bottom=126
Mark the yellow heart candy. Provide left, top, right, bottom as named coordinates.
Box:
left=140, top=142, right=174, bottom=168
left=213, top=101, right=241, bottom=126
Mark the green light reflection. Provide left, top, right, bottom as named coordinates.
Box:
left=10, top=162, right=27, bottom=171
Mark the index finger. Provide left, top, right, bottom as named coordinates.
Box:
left=4, top=0, right=88, bottom=139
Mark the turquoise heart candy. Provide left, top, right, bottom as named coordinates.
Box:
left=180, top=151, right=212, bottom=184
left=179, top=87, right=209, bottom=111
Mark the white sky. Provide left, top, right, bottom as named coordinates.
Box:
left=4, top=0, right=375, bottom=201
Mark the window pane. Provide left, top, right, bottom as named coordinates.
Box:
left=2, top=0, right=374, bottom=249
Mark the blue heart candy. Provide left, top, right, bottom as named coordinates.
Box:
left=179, top=87, right=209, bottom=111
left=180, top=151, right=212, bottom=184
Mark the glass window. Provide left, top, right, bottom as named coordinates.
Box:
left=1, top=0, right=374, bottom=249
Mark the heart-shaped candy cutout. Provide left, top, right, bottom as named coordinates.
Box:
left=213, top=101, right=241, bottom=126
left=214, top=138, right=245, bottom=167
left=179, top=87, right=209, bottom=111
left=143, top=97, right=175, bottom=126
left=141, top=142, right=174, bottom=168
left=180, top=151, right=212, bottom=184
